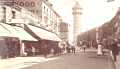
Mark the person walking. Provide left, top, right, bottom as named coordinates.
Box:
left=43, top=44, right=48, bottom=58
left=110, top=39, right=119, bottom=62
left=82, top=42, right=87, bottom=53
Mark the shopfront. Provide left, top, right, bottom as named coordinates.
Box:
left=0, top=23, right=38, bottom=57
left=0, top=36, right=20, bottom=59
left=24, top=24, right=62, bottom=55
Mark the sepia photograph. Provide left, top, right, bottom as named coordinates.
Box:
left=0, top=0, right=120, bottom=69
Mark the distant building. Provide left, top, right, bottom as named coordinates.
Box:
left=59, top=21, right=69, bottom=42
left=100, top=7, right=120, bottom=39
left=110, top=7, right=120, bottom=39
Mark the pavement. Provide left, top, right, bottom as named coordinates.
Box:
left=0, top=56, right=59, bottom=69
left=23, top=49, right=116, bottom=69
left=0, top=48, right=117, bottom=69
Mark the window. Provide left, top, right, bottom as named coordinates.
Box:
left=12, top=11, right=16, bottom=19
left=2, top=7, right=6, bottom=23
left=47, top=9, right=48, bottom=15
left=44, top=6, right=45, bottom=13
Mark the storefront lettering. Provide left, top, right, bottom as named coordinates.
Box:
left=31, top=2, right=35, bottom=7
left=19, top=2, right=24, bottom=6
left=0, top=0, right=36, bottom=7
left=14, top=1, right=35, bottom=7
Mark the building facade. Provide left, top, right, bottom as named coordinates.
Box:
left=59, top=22, right=69, bottom=42
left=101, top=7, right=120, bottom=39
left=112, top=8, right=120, bottom=39
left=0, top=0, right=62, bottom=57
left=0, top=0, right=61, bottom=34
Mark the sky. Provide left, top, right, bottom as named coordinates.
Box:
left=52, top=0, right=120, bottom=32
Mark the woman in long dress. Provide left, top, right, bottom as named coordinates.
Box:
left=97, top=43, right=103, bottom=55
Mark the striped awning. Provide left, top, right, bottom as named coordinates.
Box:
left=26, top=25, right=61, bottom=41
left=0, top=23, right=37, bottom=41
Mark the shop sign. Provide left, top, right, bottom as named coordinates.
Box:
left=14, top=1, right=35, bottom=7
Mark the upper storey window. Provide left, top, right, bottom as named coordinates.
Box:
left=12, top=11, right=16, bottom=19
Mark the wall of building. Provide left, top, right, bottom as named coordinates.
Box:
left=0, top=0, right=61, bottom=35
left=0, top=5, right=38, bottom=24
left=41, top=1, right=60, bottom=34
left=59, top=22, right=69, bottom=42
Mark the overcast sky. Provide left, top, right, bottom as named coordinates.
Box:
left=52, top=0, right=120, bottom=32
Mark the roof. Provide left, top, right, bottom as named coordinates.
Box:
left=0, top=23, right=37, bottom=41
left=72, top=1, right=82, bottom=9
left=26, top=25, right=61, bottom=41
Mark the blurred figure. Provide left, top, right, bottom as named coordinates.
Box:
left=66, top=46, right=71, bottom=53
left=71, top=46, right=75, bottom=54
left=97, top=43, right=103, bottom=56
left=82, top=42, right=87, bottom=53
left=71, top=42, right=76, bottom=54
left=110, top=39, right=119, bottom=62
left=43, top=44, right=48, bottom=58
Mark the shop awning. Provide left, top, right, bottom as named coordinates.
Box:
left=13, top=26, right=37, bottom=41
left=0, top=23, right=14, bottom=37
left=0, top=23, right=37, bottom=41
left=26, top=25, right=61, bottom=41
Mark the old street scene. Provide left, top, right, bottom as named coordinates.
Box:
left=0, top=0, right=120, bottom=69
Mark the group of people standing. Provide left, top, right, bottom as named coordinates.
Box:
left=41, top=38, right=120, bottom=62
left=66, top=46, right=76, bottom=54
left=61, top=42, right=76, bottom=54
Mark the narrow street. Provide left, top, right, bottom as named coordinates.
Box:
left=22, top=50, right=116, bottom=69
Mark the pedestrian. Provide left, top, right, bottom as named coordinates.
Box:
left=43, top=44, right=48, bottom=58
left=97, top=43, right=103, bottom=56
left=32, top=46, right=35, bottom=56
left=82, top=42, right=87, bottom=53
left=71, top=46, right=76, bottom=54
left=110, top=39, right=119, bottom=62
left=71, top=42, right=76, bottom=54
left=66, top=46, right=71, bottom=53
